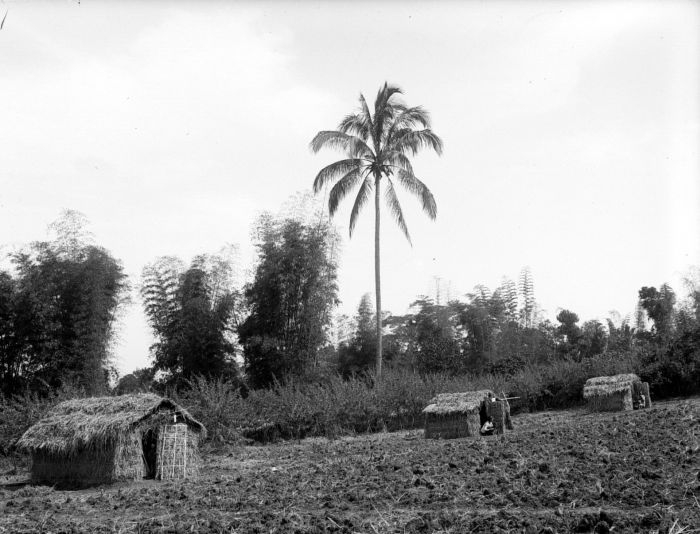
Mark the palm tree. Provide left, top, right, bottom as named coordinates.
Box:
left=310, top=82, right=443, bottom=377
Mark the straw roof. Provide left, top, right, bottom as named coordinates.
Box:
left=583, top=373, right=640, bottom=399
left=17, top=394, right=206, bottom=454
left=423, top=390, right=494, bottom=415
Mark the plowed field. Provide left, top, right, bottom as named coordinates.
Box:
left=1, top=398, right=698, bottom=533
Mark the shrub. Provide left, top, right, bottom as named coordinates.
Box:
left=174, top=376, right=246, bottom=444
left=0, top=385, right=85, bottom=455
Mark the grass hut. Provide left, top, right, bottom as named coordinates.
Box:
left=17, top=394, right=206, bottom=488
left=583, top=373, right=650, bottom=412
left=424, top=390, right=500, bottom=439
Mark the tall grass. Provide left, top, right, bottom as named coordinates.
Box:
left=0, top=351, right=647, bottom=450
left=177, top=351, right=641, bottom=443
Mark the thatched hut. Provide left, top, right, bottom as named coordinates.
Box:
left=423, top=390, right=511, bottom=439
left=17, top=394, right=206, bottom=487
left=583, top=373, right=651, bottom=412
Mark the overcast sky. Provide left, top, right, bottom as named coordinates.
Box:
left=2, top=1, right=698, bottom=374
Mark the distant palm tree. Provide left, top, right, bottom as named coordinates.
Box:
left=310, top=82, right=443, bottom=377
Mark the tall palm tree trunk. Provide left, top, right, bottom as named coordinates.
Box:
left=374, top=173, right=383, bottom=378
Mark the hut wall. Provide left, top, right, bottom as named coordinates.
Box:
left=424, top=412, right=480, bottom=439
left=31, top=449, right=115, bottom=487
left=503, top=400, right=514, bottom=430
left=114, top=432, right=146, bottom=481
left=642, top=382, right=652, bottom=408
left=156, top=424, right=200, bottom=480
left=31, top=433, right=144, bottom=488
left=586, top=388, right=633, bottom=412
left=31, top=434, right=144, bottom=487
left=489, top=401, right=507, bottom=435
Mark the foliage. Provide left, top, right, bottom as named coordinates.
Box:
left=174, top=375, right=246, bottom=444
left=633, top=276, right=700, bottom=397
left=0, top=211, right=127, bottom=396
left=556, top=309, right=582, bottom=357
left=638, top=284, right=676, bottom=340
left=141, top=252, right=241, bottom=390
left=337, top=294, right=377, bottom=375
left=0, top=384, right=86, bottom=455
left=239, top=215, right=339, bottom=388
left=169, top=352, right=639, bottom=445
left=382, top=274, right=556, bottom=376
left=311, top=82, right=443, bottom=377
left=518, top=266, right=536, bottom=327
left=115, top=368, right=155, bottom=395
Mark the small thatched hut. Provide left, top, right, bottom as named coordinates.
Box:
left=423, top=390, right=511, bottom=439
left=583, top=373, right=651, bottom=412
left=17, top=394, right=206, bottom=487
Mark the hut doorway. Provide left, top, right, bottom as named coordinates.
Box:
left=142, top=429, right=158, bottom=478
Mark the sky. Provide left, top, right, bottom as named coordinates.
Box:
left=1, top=1, right=698, bottom=375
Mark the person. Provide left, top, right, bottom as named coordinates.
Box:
left=480, top=416, right=494, bottom=436
left=638, top=394, right=646, bottom=409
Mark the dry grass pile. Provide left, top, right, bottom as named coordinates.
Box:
left=422, top=390, right=494, bottom=415
left=583, top=373, right=640, bottom=396
left=583, top=374, right=641, bottom=412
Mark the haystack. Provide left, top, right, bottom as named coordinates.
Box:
left=583, top=373, right=651, bottom=412
left=17, top=394, right=206, bottom=487
left=423, top=390, right=510, bottom=439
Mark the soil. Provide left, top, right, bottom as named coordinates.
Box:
left=0, top=398, right=698, bottom=533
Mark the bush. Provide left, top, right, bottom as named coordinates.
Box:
left=637, top=330, right=700, bottom=397
left=0, top=385, right=86, bottom=455
left=174, top=376, right=247, bottom=444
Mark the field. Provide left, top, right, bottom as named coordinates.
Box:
left=1, top=398, right=698, bottom=534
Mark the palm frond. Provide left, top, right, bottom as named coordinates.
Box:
left=391, top=129, right=444, bottom=156
left=312, top=159, right=362, bottom=193
left=396, top=169, right=437, bottom=219
left=373, top=83, right=404, bottom=145
left=328, top=167, right=364, bottom=216
left=385, top=178, right=412, bottom=245
left=374, top=82, right=403, bottom=114
left=349, top=176, right=374, bottom=237
left=339, top=114, right=367, bottom=139
left=310, top=131, right=372, bottom=158
left=385, top=151, right=414, bottom=175
left=386, top=106, right=431, bottom=144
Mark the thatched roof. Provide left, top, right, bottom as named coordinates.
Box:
left=583, top=373, right=640, bottom=399
left=423, top=390, right=494, bottom=415
left=17, top=394, right=206, bottom=454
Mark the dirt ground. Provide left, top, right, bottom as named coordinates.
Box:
left=1, top=398, right=698, bottom=533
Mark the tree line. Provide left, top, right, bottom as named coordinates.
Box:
left=1, top=81, right=698, bottom=399
left=1, top=209, right=698, bottom=400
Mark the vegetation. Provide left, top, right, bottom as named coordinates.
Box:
left=0, top=81, right=698, bottom=470
left=311, top=82, right=443, bottom=377
left=0, top=210, right=127, bottom=396
left=141, top=252, right=241, bottom=389
left=238, top=214, right=339, bottom=388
